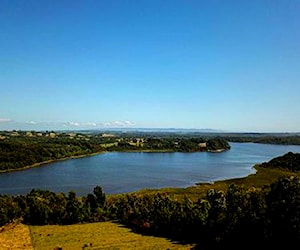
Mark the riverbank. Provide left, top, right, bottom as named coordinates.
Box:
left=0, top=149, right=177, bottom=174
left=125, top=163, right=300, bottom=202
left=207, top=148, right=228, bottom=153
left=0, top=147, right=230, bottom=174
left=0, top=151, right=105, bottom=174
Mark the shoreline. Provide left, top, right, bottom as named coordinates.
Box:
left=0, top=150, right=173, bottom=174
left=0, top=147, right=229, bottom=174
left=207, top=148, right=228, bottom=153
left=0, top=151, right=105, bottom=174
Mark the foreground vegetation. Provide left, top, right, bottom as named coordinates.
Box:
left=1, top=152, right=300, bottom=248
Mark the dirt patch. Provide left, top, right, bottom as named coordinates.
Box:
left=0, top=223, right=33, bottom=250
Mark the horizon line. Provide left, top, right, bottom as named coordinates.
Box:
left=1, top=128, right=299, bottom=134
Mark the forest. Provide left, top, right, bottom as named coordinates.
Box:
left=0, top=152, right=299, bottom=248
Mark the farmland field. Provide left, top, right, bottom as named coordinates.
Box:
left=0, top=223, right=33, bottom=250
left=30, top=221, right=194, bottom=249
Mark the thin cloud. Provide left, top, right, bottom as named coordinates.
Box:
left=0, top=120, right=136, bottom=130
left=124, top=120, right=135, bottom=126
left=103, top=120, right=136, bottom=127
left=83, top=122, right=97, bottom=127
left=0, top=118, right=12, bottom=123
left=65, top=120, right=135, bottom=128
left=26, top=121, right=37, bottom=124
left=68, top=122, right=80, bottom=127
left=64, top=121, right=98, bottom=127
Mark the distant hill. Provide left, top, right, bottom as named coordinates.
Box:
left=261, top=152, right=300, bottom=172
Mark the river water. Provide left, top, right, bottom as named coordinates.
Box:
left=0, top=142, right=300, bottom=196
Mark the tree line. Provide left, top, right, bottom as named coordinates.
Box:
left=223, top=134, right=300, bottom=145
left=0, top=185, right=106, bottom=226
left=111, top=176, right=300, bottom=248
left=0, top=138, right=104, bottom=171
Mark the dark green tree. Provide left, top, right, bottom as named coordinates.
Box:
left=93, top=186, right=106, bottom=208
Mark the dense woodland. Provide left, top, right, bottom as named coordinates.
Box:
left=0, top=152, right=299, bottom=248
left=260, top=151, right=300, bottom=171
left=0, top=136, right=103, bottom=171
left=222, top=134, right=300, bottom=145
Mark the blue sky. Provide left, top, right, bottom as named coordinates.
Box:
left=0, top=0, right=299, bottom=132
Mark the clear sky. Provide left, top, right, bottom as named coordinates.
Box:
left=0, top=0, right=299, bottom=132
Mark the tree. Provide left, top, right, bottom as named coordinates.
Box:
left=66, top=191, right=82, bottom=224
left=93, top=186, right=106, bottom=208
left=266, top=176, right=300, bottom=245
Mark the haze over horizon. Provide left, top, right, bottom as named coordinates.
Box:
left=1, top=1, right=299, bottom=132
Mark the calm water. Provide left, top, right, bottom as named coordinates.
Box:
left=1, top=142, right=300, bottom=196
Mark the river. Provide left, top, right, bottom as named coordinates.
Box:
left=0, top=142, right=300, bottom=196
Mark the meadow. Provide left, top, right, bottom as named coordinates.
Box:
left=1, top=222, right=193, bottom=250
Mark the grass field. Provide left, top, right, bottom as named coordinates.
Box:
left=30, top=222, right=194, bottom=250
left=100, top=143, right=118, bottom=148
left=0, top=223, right=33, bottom=250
